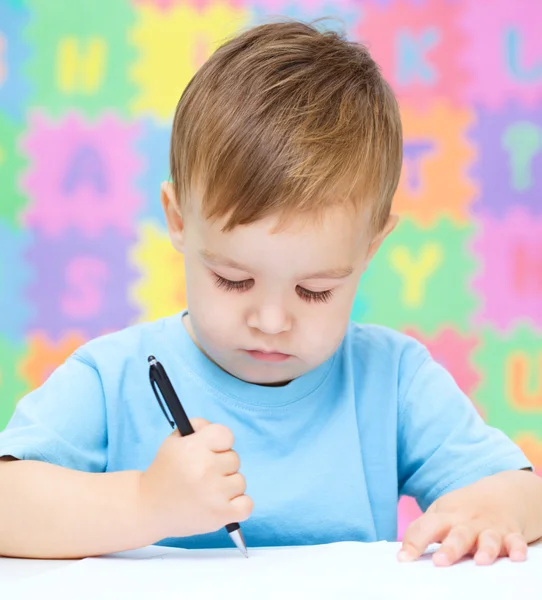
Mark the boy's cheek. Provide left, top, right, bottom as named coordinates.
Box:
left=189, top=297, right=240, bottom=348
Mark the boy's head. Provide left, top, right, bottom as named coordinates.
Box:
left=162, top=19, right=403, bottom=385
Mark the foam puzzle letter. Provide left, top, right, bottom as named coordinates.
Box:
left=403, top=140, right=435, bottom=194
left=62, top=144, right=108, bottom=195
left=390, top=243, right=443, bottom=307
left=396, top=28, right=439, bottom=85
left=57, top=37, right=107, bottom=93
left=505, top=28, right=542, bottom=83
left=507, top=352, right=542, bottom=410
left=513, top=241, right=542, bottom=293
left=502, top=122, right=542, bottom=192
left=21, top=332, right=86, bottom=390
left=61, top=256, right=108, bottom=319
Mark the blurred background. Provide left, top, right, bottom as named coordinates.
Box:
left=0, top=0, right=541, bottom=539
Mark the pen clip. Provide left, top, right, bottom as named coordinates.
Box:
left=150, top=371, right=175, bottom=429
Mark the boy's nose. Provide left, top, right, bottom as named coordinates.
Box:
left=246, top=305, right=292, bottom=335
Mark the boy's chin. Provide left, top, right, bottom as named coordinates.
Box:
left=228, top=362, right=304, bottom=386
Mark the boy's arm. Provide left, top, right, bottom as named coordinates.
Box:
left=0, top=458, right=155, bottom=558
left=0, top=421, right=252, bottom=559
left=399, top=469, right=542, bottom=566
left=0, top=353, right=252, bottom=559
left=396, top=344, right=535, bottom=566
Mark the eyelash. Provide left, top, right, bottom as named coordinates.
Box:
left=214, top=274, right=253, bottom=293
left=213, top=274, right=334, bottom=304
left=296, top=287, right=334, bottom=304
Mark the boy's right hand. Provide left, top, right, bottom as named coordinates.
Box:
left=138, top=418, right=253, bottom=540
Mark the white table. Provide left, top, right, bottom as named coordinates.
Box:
left=0, top=545, right=165, bottom=582
left=0, top=544, right=169, bottom=582
left=0, top=554, right=78, bottom=582
left=2, top=539, right=542, bottom=583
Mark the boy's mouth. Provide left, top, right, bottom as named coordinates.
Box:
left=244, top=349, right=291, bottom=363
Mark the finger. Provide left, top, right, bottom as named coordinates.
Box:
left=199, top=424, right=235, bottom=452
left=224, top=472, right=247, bottom=500
left=435, top=524, right=478, bottom=566
left=473, top=529, right=502, bottom=566
left=504, top=532, right=528, bottom=562
left=399, top=513, right=453, bottom=562
left=216, top=450, right=241, bottom=476
left=190, top=418, right=211, bottom=432
left=229, top=494, right=254, bottom=523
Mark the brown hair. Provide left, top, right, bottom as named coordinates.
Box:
left=170, top=18, right=402, bottom=233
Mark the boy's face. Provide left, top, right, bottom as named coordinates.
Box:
left=162, top=183, right=396, bottom=385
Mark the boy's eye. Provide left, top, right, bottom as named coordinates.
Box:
left=213, top=274, right=333, bottom=304
left=296, top=286, right=334, bottom=304
left=214, top=274, right=254, bottom=292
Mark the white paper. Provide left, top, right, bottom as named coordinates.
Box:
left=2, top=542, right=541, bottom=600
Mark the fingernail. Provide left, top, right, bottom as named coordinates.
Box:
left=510, top=550, right=525, bottom=562
left=434, top=551, right=450, bottom=566
left=398, top=550, right=415, bottom=562
left=476, top=552, right=491, bottom=565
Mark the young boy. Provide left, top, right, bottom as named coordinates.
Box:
left=0, top=19, right=540, bottom=567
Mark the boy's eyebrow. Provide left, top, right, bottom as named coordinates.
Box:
left=200, top=250, right=248, bottom=270
left=200, top=249, right=353, bottom=279
left=301, top=266, right=354, bottom=280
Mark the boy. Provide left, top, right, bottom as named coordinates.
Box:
left=0, top=19, right=541, bottom=567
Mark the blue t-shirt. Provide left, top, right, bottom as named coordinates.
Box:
left=0, top=313, right=529, bottom=549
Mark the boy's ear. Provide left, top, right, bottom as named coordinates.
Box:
left=161, top=181, right=185, bottom=253
left=366, top=213, right=399, bottom=262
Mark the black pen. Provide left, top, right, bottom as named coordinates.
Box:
left=148, top=355, right=249, bottom=558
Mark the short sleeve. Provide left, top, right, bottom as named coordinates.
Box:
left=398, top=350, right=531, bottom=512
left=0, top=353, right=107, bottom=472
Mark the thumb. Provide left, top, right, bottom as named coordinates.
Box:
left=190, top=417, right=211, bottom=432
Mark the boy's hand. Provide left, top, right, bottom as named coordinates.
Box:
left=139, top=418, right=253, bottom=540
left=398, top=470, right=542, bottom=567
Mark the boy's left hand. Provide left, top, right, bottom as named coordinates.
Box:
left=398, top=470, right=542, bottom=567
